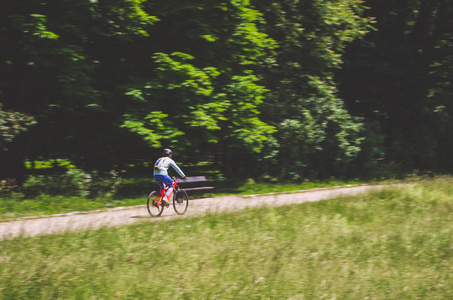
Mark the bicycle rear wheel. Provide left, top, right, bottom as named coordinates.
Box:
left=173, top=189, right=189, bottom=215
left=147, top=191, right=163, bottom=217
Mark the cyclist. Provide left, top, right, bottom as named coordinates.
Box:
left=153, top=148, right=186, bottom=206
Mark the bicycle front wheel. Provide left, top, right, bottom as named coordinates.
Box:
left=173, top=190, right=189, bottom=215
left=147, top=191, right=163, bottom=217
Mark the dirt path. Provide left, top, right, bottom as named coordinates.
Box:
left=0, top=185, right=382, bottom=240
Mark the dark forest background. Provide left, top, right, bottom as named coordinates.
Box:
left=1, top=0, right=452, bottom=182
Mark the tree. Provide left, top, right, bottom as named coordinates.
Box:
left=0, top=0, right=385, bottom=182
left=0, top=105, right=36, bottom=179
left=251, top=0, right=374, bottom=178
left=0, top=0, right=157, bottom=176
left=0, top=105, right=36, bottom=151
left=122, top=0, right=277, bottom=172
left=339, top=0, right=453, bottom=172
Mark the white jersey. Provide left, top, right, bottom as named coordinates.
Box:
left=153, top=157, right=185, bottom=178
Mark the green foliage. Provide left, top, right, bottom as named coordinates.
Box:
left=250, top=0, right=374, bottom=178
left=0, top=179, right=22, bottom=196
left=3, top=0, right=451, bottom=182
left=0, top=105, right=36, bottom=150
left=122, top=51, right=228, bottom=146
left=122, top=1, right=278, bottom=158
left=122, top=111, right=184, bottom=148
left=1, top=178, right=452, bottom=298
left=339, top=0, right=453, bottom=172
left=221, top=73, right=277, bottom=153
left=22, top=169, right=122, bottom=198
left=23, top=14, right=59, bottom=40
left=24, top=158, right=76, bottom=170
left=223, top=0, right=278, bottom=65
left=0, top=0, right=159, bottom=174
left=86, top=0, right=159, bottom=37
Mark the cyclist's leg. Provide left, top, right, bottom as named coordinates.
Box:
left=163, top=179, right=174, bottom=199
left=154, top=175, right=172, bottom=204
left=154, top=175, right=168, bottom=192
left=153, top=176, right=166, bottom=205
left=156, top=180, right=165, bottom=194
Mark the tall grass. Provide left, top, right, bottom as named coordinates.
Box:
left=0, top=177, right=452, bottom=299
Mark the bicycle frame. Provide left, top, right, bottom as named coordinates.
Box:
left=154, top=178, right=178, bottom=206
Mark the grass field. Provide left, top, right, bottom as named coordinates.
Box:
left=0, top=177, right=452, bottom=299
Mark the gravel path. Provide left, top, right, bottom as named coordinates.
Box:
left=0, top=185, right=382, bottom=240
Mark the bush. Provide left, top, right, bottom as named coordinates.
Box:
left=22, top=169, right=122, bottom=198
left=0, top=178, right=23, bottom=198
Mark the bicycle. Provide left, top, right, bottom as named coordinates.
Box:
left=147, top=177, right=189, bottom=217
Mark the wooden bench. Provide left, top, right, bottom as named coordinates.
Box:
left=176, top=176, right=215, bottom=192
